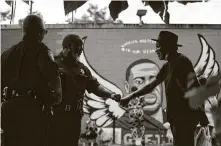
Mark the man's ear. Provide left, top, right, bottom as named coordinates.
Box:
left=124, top=81, right=130, bottom=94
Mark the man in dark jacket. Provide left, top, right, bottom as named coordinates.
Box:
left=49, top=34, right=120, bottom=146
left=121, top=31, right=207, bottom=146
left=1, top=15, right=62, bottom=146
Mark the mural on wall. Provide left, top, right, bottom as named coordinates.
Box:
left=1, top=27, right=221, bottom=145
left=80, top=34, right=220, bottom=145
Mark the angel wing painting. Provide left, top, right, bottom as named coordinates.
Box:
left=194, top=34, right=220, bottom=79
left=79, top=37, right=125, bottom=128
left=185, top=35, right=220, bottom=109
left=81, top=34, right=220, bottom=128
left=194, top=34, right=220, bottom=107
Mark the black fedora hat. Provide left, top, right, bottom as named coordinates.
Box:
left=151, top=31, right=183, bottom=47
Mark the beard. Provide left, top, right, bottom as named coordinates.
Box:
left=64, top=50, right=81, bottom=60
left=156, top=51, right=166, bottom=60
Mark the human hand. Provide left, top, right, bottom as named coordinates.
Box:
left=163, top=122, right=170, bottom=129
left=111, top=93, right=121, bottom=102
left=120, top=94, right=134, bottom=107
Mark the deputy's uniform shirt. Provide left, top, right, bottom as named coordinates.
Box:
left=156, top=53, right=200, bottom=120
left=54, top=53, right=100, bottom=112
left=48, top=54, right=100, bottom=146
left=1, top=36, right=59, bottom=100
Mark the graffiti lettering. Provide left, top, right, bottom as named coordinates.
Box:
left=123, top=133, right=169, bottom=145
left=123, top=133, right=133, bottom=145
left=121, top=39, right=156, bottom=54
left=139, top=39, right=155, bottom=44
left=121, top=40, right=139, bottom=48
left=143, top=49, right=156, bottom=54
left=122, top=48, right=156, bottom=54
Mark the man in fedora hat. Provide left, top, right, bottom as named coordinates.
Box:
left=120, top=31, right=206, bottom=146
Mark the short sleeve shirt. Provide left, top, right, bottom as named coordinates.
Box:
left=55, top=54, right=100, bottom=105
left=156, top=53, right=200, bottom=117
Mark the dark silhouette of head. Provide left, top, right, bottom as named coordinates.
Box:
left=151, top=31, right=182, bottom=60
left=22, top=15, right=47, bottom=42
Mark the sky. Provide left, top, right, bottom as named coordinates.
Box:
left=0, top=0, right=221, bottom=24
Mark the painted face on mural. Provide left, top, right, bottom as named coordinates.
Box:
left=125, top=62, right=163, bottom=115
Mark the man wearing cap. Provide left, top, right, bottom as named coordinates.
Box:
left=120, top=31, right=206, bottom=146
left=49, top=34, right=121, bottom=146
left=1, top=15, right=62, bottom=146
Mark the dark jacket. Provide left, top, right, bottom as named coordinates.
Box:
left=1, top=37, right=59, bottom=103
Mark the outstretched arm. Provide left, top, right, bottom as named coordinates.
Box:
left=85, top=67, right=121, bottom=101
left=92, top=84, right=119, bottom=100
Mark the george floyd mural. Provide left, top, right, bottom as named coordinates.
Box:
left=1, top=25, right=221, bottom=145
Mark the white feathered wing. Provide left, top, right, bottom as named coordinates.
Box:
left=79, top=46, right=126, bottom=128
